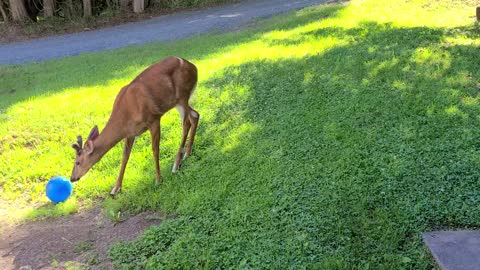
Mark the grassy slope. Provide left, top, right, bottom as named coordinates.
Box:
left=1, top=0, right=480, bottom=268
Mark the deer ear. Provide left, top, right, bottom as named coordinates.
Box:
left=84, top=140, right=95, bottom=155
left=87, top=125, right=99, bottom=142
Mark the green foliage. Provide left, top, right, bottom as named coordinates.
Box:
left=74, top=241, right=94, bottom=253
left=1, top=0, right=480, bottom=268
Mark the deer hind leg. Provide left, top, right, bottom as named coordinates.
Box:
left=172, top=104, right=191, bottom=173
left=110, top=136, right=135, bottom=196
left=184, top=106, right=199, bottom=159
left=149, top=120, right=161, bottom=184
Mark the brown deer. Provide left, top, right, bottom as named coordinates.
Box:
left=70, top=57, right=199, bottom=196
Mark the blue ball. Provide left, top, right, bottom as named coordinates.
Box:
left=46, top=176, right=73, bottom=203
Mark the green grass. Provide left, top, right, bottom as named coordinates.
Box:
left=1, top=0, right=480, bottom=268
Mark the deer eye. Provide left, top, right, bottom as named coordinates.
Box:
left=76, top=161, right=80, bottom=166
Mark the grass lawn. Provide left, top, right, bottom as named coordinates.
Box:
left=1, top=0, right=480, bottom=268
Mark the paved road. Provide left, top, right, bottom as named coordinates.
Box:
left=0, top=0, right=327, bottom=65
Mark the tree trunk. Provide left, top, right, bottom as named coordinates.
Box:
left=8, top=0, right=29, bottom=21
left=0, top=0, right=9, bottom=22
left=43, top=0, right=54, bottom=17
left=133, top=0, right=143, bottom=13
left=64, top=0, right=73, bottom=18
left=120, top=0, right=129, bottom=10
left=83, top=0, right=91, bottom=17
left=477, top=7, right=480, bottom=22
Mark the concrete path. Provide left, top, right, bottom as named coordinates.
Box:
left=0, top=0, right=327, bottom=65
left=423, top=231, right=480, bottom=270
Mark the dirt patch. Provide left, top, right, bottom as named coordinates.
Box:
left=0, top=207, right=167, bottom=269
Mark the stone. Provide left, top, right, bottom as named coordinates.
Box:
left=423, top=231, right=480, bottom=270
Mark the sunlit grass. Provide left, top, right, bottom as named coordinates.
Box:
left=0, top=2, right=349, bottom=213
left=1, top=0, right=480, bottom=268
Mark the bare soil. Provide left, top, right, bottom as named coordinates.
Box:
left=0, top=207, right=167, bottom=269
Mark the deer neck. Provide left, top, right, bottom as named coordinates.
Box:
left=91, top=120, right=125, bottom=164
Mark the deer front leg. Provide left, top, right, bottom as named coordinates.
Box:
left=111, top=137, right=135, bottom=196
left=149, top=121, right=161, bottom=184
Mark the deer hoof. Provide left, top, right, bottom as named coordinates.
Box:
left=110, top=186, right=121, bottom=196
left=172, top=162, right=179, bottom=173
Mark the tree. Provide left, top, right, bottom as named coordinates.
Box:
left=0, top=0, right=9, bottom=22
left=43, top=0, right=54, bottom=17
left=8, top=0, right=29, bottom=21
left=83, top=0, right=91, bottom=17
left=133, top=0, right=143, bottom=13
left=63, top=0, right=74, bottom=18
left=120, top=0, right=129, bottom=10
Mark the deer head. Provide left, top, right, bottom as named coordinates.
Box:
left=70, top=126, right=99, bottom=182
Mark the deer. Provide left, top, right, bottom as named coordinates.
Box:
left=70, top=56, right=200, bottom=196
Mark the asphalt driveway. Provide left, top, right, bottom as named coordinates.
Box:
left=0, top=0, right=328, bottom=65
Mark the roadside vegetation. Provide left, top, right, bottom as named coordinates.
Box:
left=1, top=0, right=480, bottom=268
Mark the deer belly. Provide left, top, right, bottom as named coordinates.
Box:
left=126, top=121, right=149, bottom=136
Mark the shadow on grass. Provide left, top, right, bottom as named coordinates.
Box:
left=106, top=21, right=480, bottom=268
